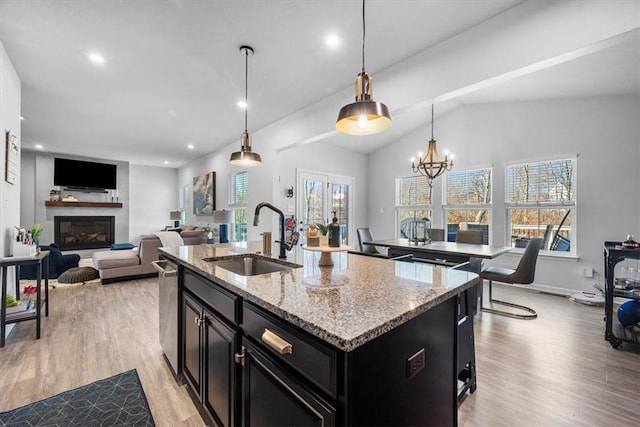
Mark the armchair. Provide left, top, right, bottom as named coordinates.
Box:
left=19, top=243, right=81, bottom=279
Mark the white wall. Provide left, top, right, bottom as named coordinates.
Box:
left=0, top=42, right=21, bottom=256
left=177, top=138, right=368, bottom=244
left=368, top=95, right=640, bottom=293
left=129, top=164, right=178, bottom=243
left=0, top=42, right=21, bottom=340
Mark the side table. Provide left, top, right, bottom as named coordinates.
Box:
left=0, top=251, right=50, bottom=347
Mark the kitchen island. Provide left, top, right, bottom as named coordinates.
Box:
left=160, top=242, right=478, bottom=426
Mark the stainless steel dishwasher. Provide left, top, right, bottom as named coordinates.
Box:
left=152, top=259, right=179, bottom=375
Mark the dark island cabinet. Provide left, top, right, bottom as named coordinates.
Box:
left=183, top=292, right=239, bottom=427
left=178, top=265, right=460, bottom=426
left=239, top=337, right=336, bottom=426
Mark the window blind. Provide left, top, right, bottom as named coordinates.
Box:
left=507, top=159, right=574, bottom=204
left=398, top=176, right=431, bottom=206
left=445, top=168, right=492, bottom=205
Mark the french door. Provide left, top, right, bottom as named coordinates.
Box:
left=297, top=170, right=353, bottom=246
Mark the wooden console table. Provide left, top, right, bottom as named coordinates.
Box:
left=45, top=201, right=123, bottom=208
left=0, top=251, right=50, bottom=347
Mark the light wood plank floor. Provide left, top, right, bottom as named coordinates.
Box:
left=0, top=278, right=205, bottom=427
left=1, top=278, right=638, bottom=426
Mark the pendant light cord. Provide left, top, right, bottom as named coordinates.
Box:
left=244, top=49, right=249, bottom=133
left=361, top=0, right=366, bottom=74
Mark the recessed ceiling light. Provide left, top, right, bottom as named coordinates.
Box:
left=237, top=100, right=247, bottom=109
left=87, top=52, right=106, bottom=65
left=326, top=34, right=341, bottom=48
left=20, top=116, right=25, bottom=120
left=34, top=144, right=43, bottom=149
left=187, top=144, right=194, bottom=150
left=164, top=160, right=169, bottom=165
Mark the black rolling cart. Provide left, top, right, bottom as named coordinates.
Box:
left=603, top=242, right=640, bottom=349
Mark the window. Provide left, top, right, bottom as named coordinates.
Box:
left=396, top=176, right=432, bottom=239
left=229, top=171, right=247, bottom=241
left=443, top=168, right=492, bottom=244
left=506, top=158, right=575, bottom=253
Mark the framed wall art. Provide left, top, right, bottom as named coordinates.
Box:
left=5, top=130, right=19, bottom=185
left=193, top=171, right=215, bottom=215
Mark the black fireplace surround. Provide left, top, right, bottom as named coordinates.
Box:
left=54, top=216, right=115, bottom=250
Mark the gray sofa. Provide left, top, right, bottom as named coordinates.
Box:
left=92, top=231, right=207, bottom=284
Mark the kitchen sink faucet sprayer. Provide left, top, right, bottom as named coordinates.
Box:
left=253, top=202, right=299, bottom=259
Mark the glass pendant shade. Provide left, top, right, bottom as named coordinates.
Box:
left=229, top=131, right=262, bottom=166
left=336, top=72, right=391, bottom=135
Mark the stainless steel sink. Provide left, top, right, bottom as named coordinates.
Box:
left=205, top=254, right=301, bottom=277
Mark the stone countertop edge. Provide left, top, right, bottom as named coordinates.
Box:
left=159, top=243, right=479, bottom=352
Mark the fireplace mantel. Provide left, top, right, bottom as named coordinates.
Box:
left=45, top=201, right=123, bottom=208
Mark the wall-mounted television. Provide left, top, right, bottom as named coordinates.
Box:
left=53, top=157, right=117, bottom=191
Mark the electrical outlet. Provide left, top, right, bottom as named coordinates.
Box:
left=407, top=348, right=425, bottom=379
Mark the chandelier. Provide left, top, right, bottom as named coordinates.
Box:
left=411, top=104, right=453, bottom=183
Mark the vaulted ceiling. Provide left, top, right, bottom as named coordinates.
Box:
left=1, top=0, right=638, bottom=167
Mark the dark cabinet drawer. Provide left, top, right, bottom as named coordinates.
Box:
left=242, top=302, right=337, bottom=398
left=184, top=269, right=239, bottom=325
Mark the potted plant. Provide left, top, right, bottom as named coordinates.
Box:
left=315, top=222, right=330, bottom=246
left=28, top=223, right=43, bottom=246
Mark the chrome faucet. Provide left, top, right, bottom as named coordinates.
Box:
left=253, top=202, right=292, bottom=259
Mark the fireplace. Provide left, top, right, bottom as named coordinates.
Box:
left=54, top=216, right=115, bottom=250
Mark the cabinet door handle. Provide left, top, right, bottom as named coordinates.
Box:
left=261, top=329, right=293, bottom=355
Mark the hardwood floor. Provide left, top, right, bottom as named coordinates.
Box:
left=459, top=285, right=640, bottom=427
left=1, top=278, right=638, bottom=426
left=0, top=278, right=205, bottom=427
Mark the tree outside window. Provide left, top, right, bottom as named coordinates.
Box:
left=396, top=176, right=432, bottom=239
left=444, top=168, right=492, bottom=244
left=506, top=159, right=575, bottom=252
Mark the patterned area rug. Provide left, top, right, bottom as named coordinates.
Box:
left=0, top=369, right=155, bottom=426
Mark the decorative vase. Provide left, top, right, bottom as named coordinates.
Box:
left=21, top=295, right=32, bottom=311
left=319, top=235, right=329, bottom=246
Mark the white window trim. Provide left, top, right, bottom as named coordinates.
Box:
left=442, top=167, right=493, bottom=244
left=395, top=176, right=433, bottom=239
left=504, top=157, right=577, bottom=257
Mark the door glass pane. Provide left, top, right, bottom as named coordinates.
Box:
left=331, top=183, right=349, bottom=245
left=302, top=179, right=325, bottom=228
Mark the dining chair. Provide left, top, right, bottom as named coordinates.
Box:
left=456, top=230, right=483, bottom=245
left=480, top=238, right=543, bottom=319
left=356, top=228, right=385, bottom=256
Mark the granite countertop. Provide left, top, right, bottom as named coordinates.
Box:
left=160, top=242, right=478, bottom=352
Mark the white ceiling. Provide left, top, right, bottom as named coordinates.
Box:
left=0, top=0, right=638, bottom=167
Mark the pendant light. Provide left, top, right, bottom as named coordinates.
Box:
left=336, top=0, right=391, bottom=136
left=230, top=45, right=262, bottom=166
left=411, top=104, right=453, bottom=184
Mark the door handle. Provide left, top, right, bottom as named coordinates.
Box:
left=261, top=329, right=293, bottom=355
